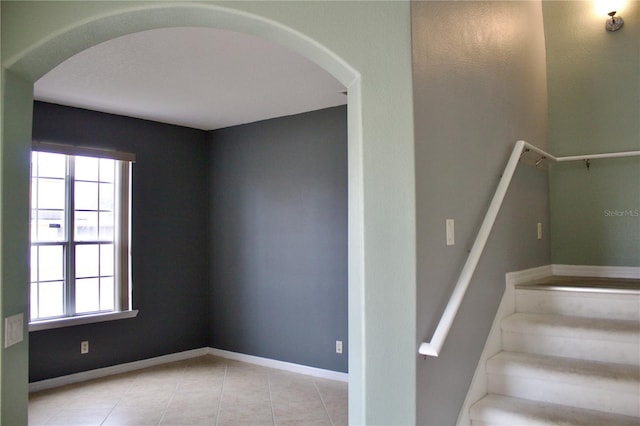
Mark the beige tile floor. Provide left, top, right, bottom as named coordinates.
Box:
left=29, top=355, right=348, bottom=426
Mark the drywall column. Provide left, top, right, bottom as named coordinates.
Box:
left=0, top=68, right=32, bottom=426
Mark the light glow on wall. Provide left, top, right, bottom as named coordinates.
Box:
left=593, top=0, right=627, bottom=16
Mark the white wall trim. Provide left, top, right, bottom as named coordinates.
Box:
left=29, top=347, right=348, bottom=393
left=29, top=347, right=208, bottom=393
left=29, top=310, right=139, bottom=332
left=208, top=348, right=349, bottom=382
left=456, top=265, right=552, bottom=426
left=552, top=264, right=640, bottom=279
left=507, top=265, right=554, bottom=285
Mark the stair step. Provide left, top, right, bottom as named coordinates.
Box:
left=516, top=280, right=640, bottom=321
left=516, top=276, right=640, bottom=294
left=470, top=394, right=640, bottom=426
left=486, top=352, right=640, bottom=417
left=502, top=312, right=640, bottom=365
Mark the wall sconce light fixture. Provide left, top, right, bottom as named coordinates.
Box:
left=606, top=11, right=624, bottom=31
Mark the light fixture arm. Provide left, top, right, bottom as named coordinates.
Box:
left=606, top=11, right=624, bottom=32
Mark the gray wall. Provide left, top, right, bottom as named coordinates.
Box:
left=29, top=102, right=348, bottom=382
left=30, top=102, right=210, bottom=381
left=412, top=2, right=550, bottom=424
left=209, top=106, right=348, bottom=373
left=543, top=1, right=640, bottom=266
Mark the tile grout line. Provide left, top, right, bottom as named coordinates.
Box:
left=156, top=361, right=188, bottom=426
left=37, top=402, right=58, bottom=426
left=314, top=380, right=335, bottom=426
left=31, top=391, right=66, bottom=426
left=214, top=361, right=228, bottom=426
left=267, top=371, right=276, bottom=426
left=100, top=369, right=138, bottom=426
left=98, top=394, right=119, bottom=425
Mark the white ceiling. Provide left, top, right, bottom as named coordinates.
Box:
left=34, top=27, right=347, bottom=131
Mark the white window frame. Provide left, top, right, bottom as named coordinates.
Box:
left=29, top=141, right=138, bottom=331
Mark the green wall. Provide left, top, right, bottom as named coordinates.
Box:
left=0, top=68, right=32, bottom=426
left=543, top=0, right=640, bottom=266
left=1, top=2, right=416, bottom=424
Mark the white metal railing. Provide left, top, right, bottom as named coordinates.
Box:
left=419, top=140, right=640, bottom=357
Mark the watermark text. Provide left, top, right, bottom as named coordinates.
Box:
left=604, top=209, right=639, bottom=217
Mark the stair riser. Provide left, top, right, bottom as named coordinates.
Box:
left=488, top=374, right=640, bottom=417
left=470, top=278, right=640, bottom=425
left=515, top=290, right=640, bottom=321
left=471, top=395, right=640, bottom=426
left=502, top=332, right=640, bottom=366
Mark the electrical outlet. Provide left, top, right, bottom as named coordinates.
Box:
left=336, top=340, right=343, bottom=354
left=81, top=341, right=89, bottom=354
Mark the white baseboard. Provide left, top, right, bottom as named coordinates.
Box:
left=456, top=265, right=553, bottom=426
left=208, top=348, right=349, bottom=382
left=507, top=265, right=554, bottom=285
left=552, top=264, right=640, bottom=279
left=29, top=347, right=208, bottom=393
left=29, top=347, right=348, bottom=393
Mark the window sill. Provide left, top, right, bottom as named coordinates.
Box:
left=29, top=310, right=139, bottom=332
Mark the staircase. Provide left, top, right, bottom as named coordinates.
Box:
left=469, top=276, right=640, bottom=426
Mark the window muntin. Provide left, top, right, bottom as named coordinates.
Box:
left=29, top=145, right=133, bottom=323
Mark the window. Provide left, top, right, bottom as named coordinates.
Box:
left=29, top=142, right=136, bottom=328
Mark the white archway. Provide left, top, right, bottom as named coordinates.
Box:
left=3, top=3, right=366, bottom=424
left=4, top=3, right=420, bottom=424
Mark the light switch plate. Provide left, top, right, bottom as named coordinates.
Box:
left=446, top=219, right=455, bottom=246
left=5, top=313, right=24, bottom=348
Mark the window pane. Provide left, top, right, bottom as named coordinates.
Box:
left=31, top=153, right=38, bottom=177
left=33, top=210, right=65, bottom=242
left=37, top=178, right=65, bottom=210
left=75, top=181, right=98, bottom=211
left=75, top=156, right=99, bottom=182
left=30, top=283, right=39, bottom=320
left=30, top=210, right=37, bottom=242
left=99, top=183, right=114, bottom=211
left=99, top=212, right=114, bottom=240
left=38, top=245, right=64, bottom=282
left=75, top=211, right=98, bottom=241
left=100, top=159, right=115, bottom=183
left=100, top=277, right=114, bottom=311
left=76, top=244, right=99, bottom=278
left=38, top=281, right=64, bottom=318
left=36, top=152, right=66, bottom=179
left=31, top=178, right=37, bottom=209
left=76, top=278, right=99, bottom=313
left=30, top=246, right=38, bottom=282
left=100, top=244, right=114, bottom=276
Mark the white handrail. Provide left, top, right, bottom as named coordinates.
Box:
left=419, top=140, right=640, bottom=357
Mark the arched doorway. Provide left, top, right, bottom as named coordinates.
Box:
left=2, top=3, right=366, bottom=424
left=4, top=2, right=420, bottom=424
